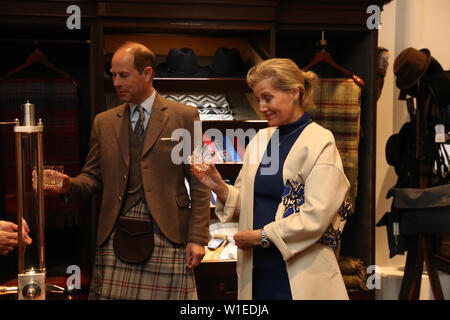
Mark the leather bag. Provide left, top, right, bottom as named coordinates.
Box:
left=113, top=216, right=154, bottom=264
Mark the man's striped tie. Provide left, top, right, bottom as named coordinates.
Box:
left=134, top=105, right=145, bottom=141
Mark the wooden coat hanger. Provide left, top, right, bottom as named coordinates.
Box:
left=0, top=45, right=80, bottom=87
left=303, top=31, right=364, bottom=86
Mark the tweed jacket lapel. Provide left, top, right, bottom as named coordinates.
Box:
left=114, top=103, right=130, bottom=168
left=142, top=92, right=168, bottom=158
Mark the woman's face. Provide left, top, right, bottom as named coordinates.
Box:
left=252, top=78, right=303, bottom=127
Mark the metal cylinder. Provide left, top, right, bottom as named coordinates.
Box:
left=20, top=101, right=36, bottom=127
left=14, top=101, right=46, bottom=300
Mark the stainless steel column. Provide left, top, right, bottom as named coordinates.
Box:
left=14, top=101, right=46, bottom=300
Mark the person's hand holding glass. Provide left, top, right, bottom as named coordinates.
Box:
left=32, top=165, right=71, bottom=194
left=189, top=143, right=229, bottom=209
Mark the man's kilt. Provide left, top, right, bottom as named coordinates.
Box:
left=89, top=200, right=197, bottom=300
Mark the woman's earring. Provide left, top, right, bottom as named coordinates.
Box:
left=293, top=99, right=298, bottom=105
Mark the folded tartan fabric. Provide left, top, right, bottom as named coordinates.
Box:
left=163, top=94, right=234, bottom=120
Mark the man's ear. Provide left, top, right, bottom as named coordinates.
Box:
left=143, top=66, right=153, bottom=81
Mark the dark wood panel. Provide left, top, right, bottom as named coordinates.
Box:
left=1, top=0, right=392, bottom=28
left=103, top=20, right=273, bottom=34
left=195, top=260, right=238, bottom=300
left=277, top=0, right=391, bottom=27
left=0, top=1, right=97, bottom=18
left=99, top=1, right=277, bottom=22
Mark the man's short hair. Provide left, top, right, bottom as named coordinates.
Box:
left=115, top=41, right=156, bottom=74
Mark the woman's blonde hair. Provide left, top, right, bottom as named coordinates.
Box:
left=246, top=58, right=318, bottom=109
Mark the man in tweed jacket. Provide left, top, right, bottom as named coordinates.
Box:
left=52, top=42, right=210, bottom=299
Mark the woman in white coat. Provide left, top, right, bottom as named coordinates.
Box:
left=191, top=58, right=350, bottom=300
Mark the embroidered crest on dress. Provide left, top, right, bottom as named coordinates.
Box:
left=281, top=179, right=305, bottom=218
left=317, top=201, right=352, bottom=248
left=280, top=178, right=352, bottom=249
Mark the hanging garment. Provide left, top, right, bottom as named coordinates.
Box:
left=0, top=78, right=81, bottom=227
left=306, top=78, right=362, bottom=212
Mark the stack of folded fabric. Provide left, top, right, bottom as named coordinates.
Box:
left=163, top=94, right=234, bottom=120
left=338, top=256, right=369, bottom=291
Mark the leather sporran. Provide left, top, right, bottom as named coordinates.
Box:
left=113, top=216, right=154, bottom=264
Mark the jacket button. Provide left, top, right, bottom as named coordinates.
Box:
left=123, top=175, right=127, bottom=180
left=118, top=196, right=122, bottom=201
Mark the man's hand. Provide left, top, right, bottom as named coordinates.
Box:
left=33, top=169, right=72, bottom=195
left=0, top=219, right=33, bottom=255
left=0, top=220, right=17, bottom=256
left=21, top=219, right=32, bottom=246
left=49, top=172, right=72, bottom=194
left=185, top=242, right=205, bottom=269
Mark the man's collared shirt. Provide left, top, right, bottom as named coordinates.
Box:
left=129, top=90, right=156, bottom=131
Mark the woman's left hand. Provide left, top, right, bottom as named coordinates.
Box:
left=233, top=229, right=261, bottom=251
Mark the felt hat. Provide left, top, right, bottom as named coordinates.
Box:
left=385, top=122, right=415, bottom=175
left=155, top=48, right=208, bottom=78
left=207, top=47, right=247, bottom=78
left=425, top=71, right=450, bottom=108
left=394, top=47, right=431, bottom=90
left=394, top=48, right=443, bottom=92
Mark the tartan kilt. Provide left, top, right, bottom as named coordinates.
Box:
left=89, top=200, right=197, bottom=300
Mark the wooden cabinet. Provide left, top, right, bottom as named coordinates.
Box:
left=195, top=261, right=238, bottom=300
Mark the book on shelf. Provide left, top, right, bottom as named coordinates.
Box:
left=213, top=138, right=231, bottom=162
left=233, top=137, right=246, bottom=160
left=223, top=135, right=242, bottom=162
left=203, top=133, right=222, bottom=163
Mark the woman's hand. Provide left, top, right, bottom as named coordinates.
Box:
left=189, top=156, right=229, bottom=203
left=189, top=156, right=221, bottom=189
left=233, top=229, right=261, bottom=251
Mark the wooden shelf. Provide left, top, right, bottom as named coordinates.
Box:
left=202, top=119, right=268, bottom=131
left=154, top=77, right=251, bottom=93
left=104, top=77, right=252, bottom=93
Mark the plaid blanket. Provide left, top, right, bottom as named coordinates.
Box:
left=0, top=78, right=81, bottom=227
left=89, top=200, right=197, bottom=300
left=306, top=78, right=361, bottom=212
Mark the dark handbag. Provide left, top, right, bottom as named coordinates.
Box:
left=392, top=184, right=450, bottom=234
left=113, top=216, right=154, bottom=264
left=377, top=184, right=450, bottom=258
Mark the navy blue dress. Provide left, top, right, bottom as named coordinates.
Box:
left=252, top=113, right=312, bottom=300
